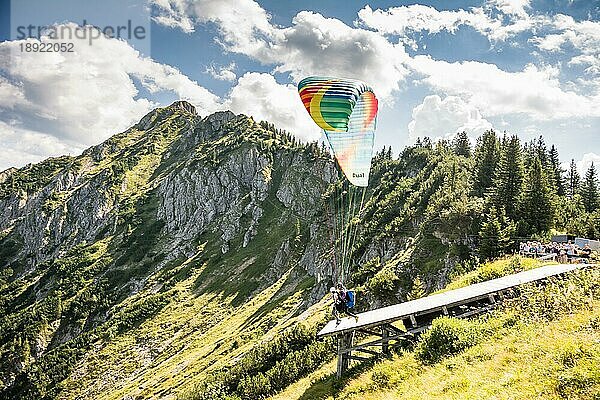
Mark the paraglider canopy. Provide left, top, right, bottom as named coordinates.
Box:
left=298, top=76, right=378, bottom=187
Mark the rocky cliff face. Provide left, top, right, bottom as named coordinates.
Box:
left=0, top=102, right=335, bottom=271
left=0, top=101, right=340, bottom=398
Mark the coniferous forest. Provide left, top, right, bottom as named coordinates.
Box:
left=360, top=130, right=599, bottom=263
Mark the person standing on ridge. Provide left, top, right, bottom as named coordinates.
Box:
left=331, top=283, right=359, bottom=324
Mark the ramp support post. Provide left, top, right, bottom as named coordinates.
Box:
left=336, top=332, right=353, bottom=378
left=381, top=326, right=390, bottom=354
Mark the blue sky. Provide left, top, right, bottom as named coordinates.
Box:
left=0, top=0, right=599, bottom=172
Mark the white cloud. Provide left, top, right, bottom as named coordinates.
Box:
left=530, top=32, right=568, bottom=51
left=150, top=0, right=599, bottom=119
left=408, top=95, right=492, bottom=141
left=357, top=5, right=482, bottom=36
left=0, top=21, right=336, bottom=169
left=155, top=0, right=536, bottom=47
left=0, top=24, right=221, bottom=147
left=206, top=62, right=237, bottom=81
left=576, top=153, right=600, bottom=176
left=151, top=0, right=274, bottom=54
left=357, top=3, right=535, bottom=43
left=225, top=72, right=320, bottom=141
left=152, top=1, right=410, bottom=98
left=531, top=15, right=600, bottom=77
left=486, top=0, right=531, bottom=17
left=267, top=12, right=409, bottom=98
left=0, top=77, right=31, bottom=109
left=0, top=24, right=224, bottom=168
left=151, top=0, right=196, bottom=33
left=2, top=2, right=598, bottom=171
left=0, top=121, right=84, bottom=171
left=409, top=56, right=599, bottom=120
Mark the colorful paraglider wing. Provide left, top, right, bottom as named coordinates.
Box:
left=298, top=77, right=378, bottom=187
left=324, top=92, right=377, bottom=186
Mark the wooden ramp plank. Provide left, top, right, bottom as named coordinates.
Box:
left=318, top=263, right=592, bottom=338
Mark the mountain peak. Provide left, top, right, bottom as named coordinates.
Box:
left=136, top=101, right=199, bottom=131
left=203, top=110, right=236, bottom=125
left=167, top=100, right=197, bottom=115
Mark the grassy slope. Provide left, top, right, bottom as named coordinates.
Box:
left=337, top=306, right=598, bottom=400
left=0, top=109, right=340, bottom=399
left=58, top=250, right=317, bottom=399
left=270, top=258, right=600, bottom=400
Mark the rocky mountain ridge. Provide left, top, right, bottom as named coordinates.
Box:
left=0, top=101, right=342, bottom=398
left=0, top=100, right=501, bottom=399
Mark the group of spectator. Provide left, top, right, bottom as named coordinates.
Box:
left=519, top=240, right=593, bottom=263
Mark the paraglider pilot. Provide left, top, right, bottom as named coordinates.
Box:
left=331, top=283, right=358, bottom=324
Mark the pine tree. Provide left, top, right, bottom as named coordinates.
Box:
left=520, top=157, right=555, bottom=234
left=479, top=206, right=515, bottom=260
left=407, top=275, right=426, bottom=300
left=491, top=135, right=523, bottom=221
left=535, top=135, right=549, bottom=168
left=548, top=145, right=565, bottom=196
left=320, top=141, right=328, bottom=155
left=582, top=162, right=599, bottom=212
left=22, top=337, right=31, bottom=363
left=453, top=131, right=471, bottom=157
left=472, top=130, right=499, bottom=197
left=436, top=139, right=451, bottom=152
left=479, top=208, right=505, bottom=260
left=567, top=159, right=580, bottom=198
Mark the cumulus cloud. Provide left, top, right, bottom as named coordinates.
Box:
left=151, top=0, right=196, bottom=33
left=576, top=153, right=600, bottom=176
left=408, top=95, right=492, bottom=141
left=267, top=12, right=409, bottom=98
left=357, top=3, right=535, bottom=43
left=486, top=0, right=531, bottom=17
left=531, top=15, right=600, bottom=77
left=152, top=0, right=597, bottom=117
left=225, top=72, right=320, bottom=141
left=530, top=32, right=568, bottom=52
left=0, top=121, right=84, bottom=171
left=206, top=62, right=237, bottom=81
left=0, top=78, right=31, bottom=109
left=151, top=0, right=274, bottom=54
left=354, top=5, right=600, bottom=107
left=3, top=1, right=598, bottom=171
left=0, top=24, right=222, bottom=168
left=0, top=20, right=337, bottom=169
left=358, top=5, right=484, bottom=36
left=152, top=1, right=410, bottom=98
left=409, top=57, right=599, bottom=120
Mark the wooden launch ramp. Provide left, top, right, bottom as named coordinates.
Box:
left=318, top=263, right=595, bottom=377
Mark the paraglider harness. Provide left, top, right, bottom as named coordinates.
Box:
left=331, top=285, right=357, bottom=322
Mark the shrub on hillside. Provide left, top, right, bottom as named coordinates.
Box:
left=236, top=339, right=333, bottom=399
left=352, top=256, right=381, bottom=285
left=190, top=379, right=241, bottom=400
left=415, top=317, right=481, bottom=364
left=445, top=256, right=542, bottom=291
left=505, top=269, right=600, bottom=322
left=186, top=325, right=334, bottom=400
left=368, top=265, right=400, bottom=298
left=225, top=324, right=315, bottom=384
